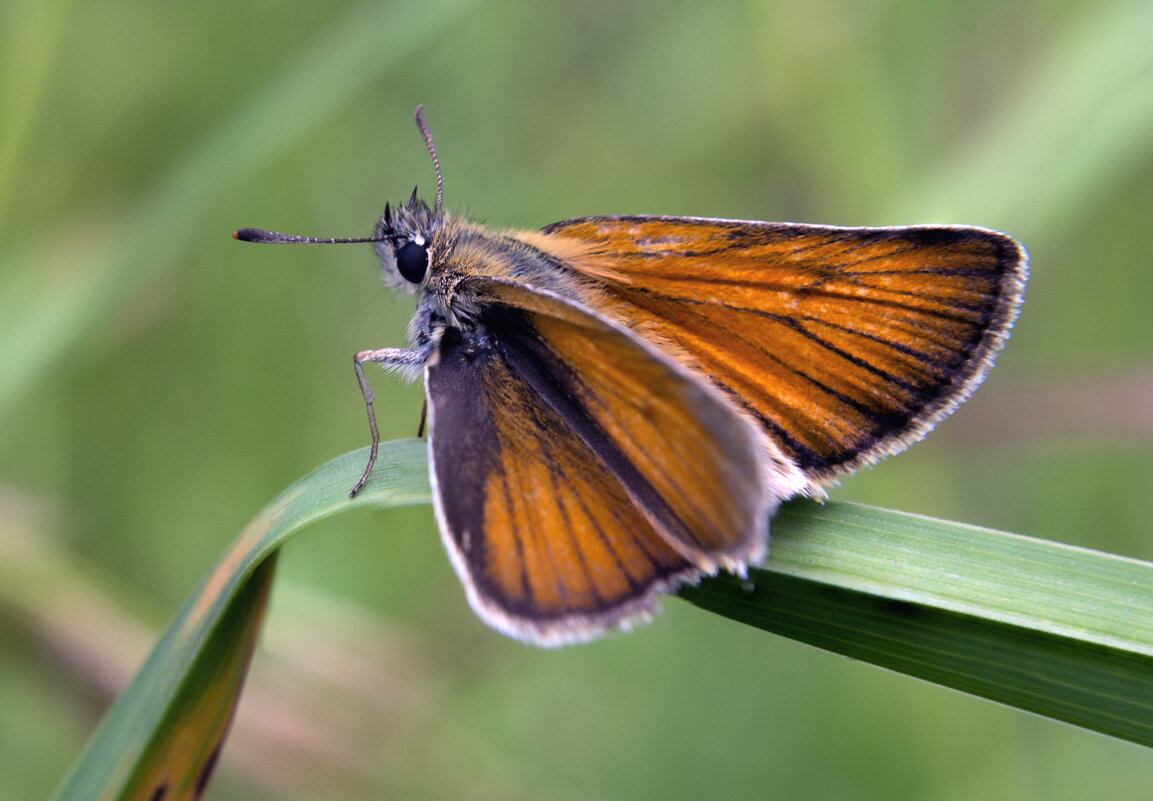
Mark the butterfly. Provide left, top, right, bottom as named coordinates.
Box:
left=235, top=105, right=1027, bottom=646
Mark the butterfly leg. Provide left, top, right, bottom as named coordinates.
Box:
left=350, top=347, right=425, bottom=497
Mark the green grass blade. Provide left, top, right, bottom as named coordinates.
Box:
left=682, top=571, right=1153, bottom=746
left=762, top=502, right=1153, bottom=654
left=53, top=438, right=1153, bottom=800
left=51, top=441, right=429, bottom=801
left=122, top=555, right=278, bottom=801
left=679, top=501, right=1153, bottom=746
left=677, top=504, right=1153, bottom=746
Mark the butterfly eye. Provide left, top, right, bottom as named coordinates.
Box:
left=395, top=240, right=429, bottom=283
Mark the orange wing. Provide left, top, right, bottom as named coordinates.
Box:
left=425, top=278, right=801, bottom=645
left=530, top=216, right=1027, bottom=483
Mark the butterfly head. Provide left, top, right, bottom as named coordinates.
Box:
left=372, top=187, right=443, bottom=292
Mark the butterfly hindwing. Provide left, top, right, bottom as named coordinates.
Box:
left=532, top=216, right=1027, bottom=483
left=425, top=278, right=793, bottom=644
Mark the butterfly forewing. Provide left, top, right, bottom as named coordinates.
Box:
left=426, top=279, right=784, bottom=644
left=533, top=217, right=1026, bottom=482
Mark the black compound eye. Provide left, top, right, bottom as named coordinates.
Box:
left=395, top=240, right=429, bottom=283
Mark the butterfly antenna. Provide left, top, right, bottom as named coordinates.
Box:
left=232, top=229, right=388, bottom=245
left=236, top=108, right=444, bottom=245
left=414, top=104, right=443, bottom=211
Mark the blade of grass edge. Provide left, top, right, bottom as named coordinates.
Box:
left=118, top=554, right=279, bottom=801
left=679, top=571, right=1153, bottom=746
left=50, top=440, right=430, bottom=801
left=678, top=501, right=1153, bottom=747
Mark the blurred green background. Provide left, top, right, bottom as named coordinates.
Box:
left=3, top=0, right=1152, bottom=798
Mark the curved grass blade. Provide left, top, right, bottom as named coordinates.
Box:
left=53, top=437, right=1153, bottom=801
left=679, top=501, right=1153, bottom=746
left=119, top=555, right=278, bottom=801
left=51, top=440, right=429, bottom=801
